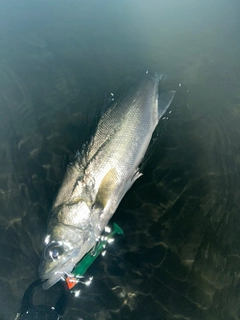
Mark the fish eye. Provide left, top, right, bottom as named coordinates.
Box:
left=44, top=242, right=64, bottom=261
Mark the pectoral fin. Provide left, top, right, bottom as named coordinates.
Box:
left=94, top=168, right=118, bottom=210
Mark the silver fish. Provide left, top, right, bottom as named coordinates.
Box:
left=39, top=72, right=175, bottom=289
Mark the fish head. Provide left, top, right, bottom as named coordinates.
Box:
left=39, top=221, right=96, bottom=290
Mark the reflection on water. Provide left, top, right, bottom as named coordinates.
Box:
left=0, top=0, right=240, bottom=319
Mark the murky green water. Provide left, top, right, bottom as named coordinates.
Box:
left=1, top=0, right=240, bottom=319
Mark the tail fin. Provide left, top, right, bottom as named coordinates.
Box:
left=158, top=91, right=175, bottom=119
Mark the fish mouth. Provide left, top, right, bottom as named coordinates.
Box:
left=41, top=265, right=74, bottom=290
left=39, top=233, right=96, bottom=289
left=40, top=262, right=75, bottom=290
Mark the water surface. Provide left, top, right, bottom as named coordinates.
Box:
left=0, top=1, right=240, bottom=319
